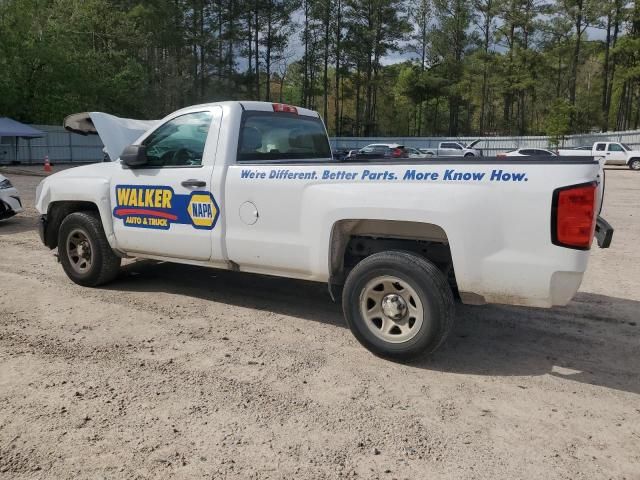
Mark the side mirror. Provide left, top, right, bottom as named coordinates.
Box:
left=120, top=144, right=148, bottom=167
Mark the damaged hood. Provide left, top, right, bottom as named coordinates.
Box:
left=64, top=112, right=160, bottom=161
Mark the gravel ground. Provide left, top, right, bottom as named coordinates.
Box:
left=0, top=167, right=638, bottom=480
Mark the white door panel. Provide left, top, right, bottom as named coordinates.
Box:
left=110, top=107, right=223, bottom=260
left=606, top=144, right=627, bottom=165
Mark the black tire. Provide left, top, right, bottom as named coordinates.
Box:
left=629, top=158, right=640, bottom=170
left=58, top=211, right=121, bottom=287
left=342, top=251, right=455, bottom=359
left=464, top=152, right=475, bottom=157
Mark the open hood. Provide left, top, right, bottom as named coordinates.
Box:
left=466, top=139, right=482, bottom=148
left=64, top=112, right=159, bottom=161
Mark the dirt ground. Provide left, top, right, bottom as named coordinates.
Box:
left=0, top=167, right=638, bottom=480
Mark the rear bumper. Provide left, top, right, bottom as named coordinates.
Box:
left=595, top=216, right=613, bottom=248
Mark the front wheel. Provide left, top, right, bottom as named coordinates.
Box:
left=342, top=251, right=455, bottom=359
left=58, top=212, right=121, bottom=287
left=464, top=152, right=475, bottom=157
left=629, top=158, right=640, bottom=170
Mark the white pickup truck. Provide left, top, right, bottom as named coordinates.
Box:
left=36, top=101, right=614, bottom=359
left=422, top=141, right=482, bottom=157
left=559, top=142, right=640, bottom=170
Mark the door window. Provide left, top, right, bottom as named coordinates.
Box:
left=608, top=143, right=624, bottom=152
left=441, top=143, right=462, bottom=149
left=142, top=111, right=213, bottom=167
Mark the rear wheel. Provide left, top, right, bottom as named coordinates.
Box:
left=629, top=158, right=640, bottom=170
left=342, top=251, right=454, bottom=359
left=58, top=212, right=121, bottom=287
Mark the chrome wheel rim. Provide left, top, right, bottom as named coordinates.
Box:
left=359, top=275, right=424, bottom=343
left=66, top=228, right=93, bottom=274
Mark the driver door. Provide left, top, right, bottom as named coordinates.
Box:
left=606, top=143, right=627, bottom=165
left=110, top=107, right=222, bottom=260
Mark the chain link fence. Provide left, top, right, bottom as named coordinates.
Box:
left=2, top=124, right=640, bottom=164
left=0, top=125, right=103, bottom=165
left=330, top=131, right=640, bottom=156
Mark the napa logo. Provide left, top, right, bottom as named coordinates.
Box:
left=113, top=185, right=220, bottom=230
left=187, top=192, right=219, bottom=230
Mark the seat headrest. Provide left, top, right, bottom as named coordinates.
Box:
left=241, top=127, right=262, bottom=151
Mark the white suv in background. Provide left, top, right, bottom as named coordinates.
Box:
left=593, top=142, right=640, bottom=170
left=0, top=174, right=23, bottom=220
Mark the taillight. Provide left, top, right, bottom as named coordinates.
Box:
left=272, top=103, right=298, bottom=114
left=551, top=182, right=597, bottom=250
left=392, top=148, right=403, bottom=158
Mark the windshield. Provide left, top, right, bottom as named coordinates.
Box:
left=622, top=143, right=632, bottom=151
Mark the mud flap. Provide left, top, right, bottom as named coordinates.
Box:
left=595, top=216, right=613, bottom=248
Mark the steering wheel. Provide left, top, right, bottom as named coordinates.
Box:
left=172, top=148, right=197, bottom=165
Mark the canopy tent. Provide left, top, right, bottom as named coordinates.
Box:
left=0, top=118, right=45, bottom=164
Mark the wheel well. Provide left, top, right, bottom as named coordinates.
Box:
left=329, top=219, right=455, bottom=289
left=44, top=201, right=99, bottom=249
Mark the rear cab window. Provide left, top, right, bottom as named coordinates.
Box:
left=237, top=111, right=332, bottom=162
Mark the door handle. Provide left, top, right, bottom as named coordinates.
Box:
left=181, top=179, right=206, bottom=188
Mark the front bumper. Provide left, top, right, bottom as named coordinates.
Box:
left=0, top=194, right=22, bottom=220
left=595, top=215, right=613, bottom=248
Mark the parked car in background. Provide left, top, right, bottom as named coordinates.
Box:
left=346, top=143, right=408, bottom=160
left=421, top=140, right=482, bottom=157
left=332, top=148, right=351, bottom=161
left=498, top=148, right=557, bottom=158
left=558, top=142, right=640, bottom=170
left=405, top=147, right=425, bottom=158
left=0, top=174, right=23, bottom=220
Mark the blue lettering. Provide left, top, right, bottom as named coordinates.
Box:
left=240, top=169, right=265, bottom=179
left=491, top=170, right=527, bottom=182
left=404, top=170, right=416, bottom=180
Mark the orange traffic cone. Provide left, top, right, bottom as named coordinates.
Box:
left=44, top=155, right=52, bottom=172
